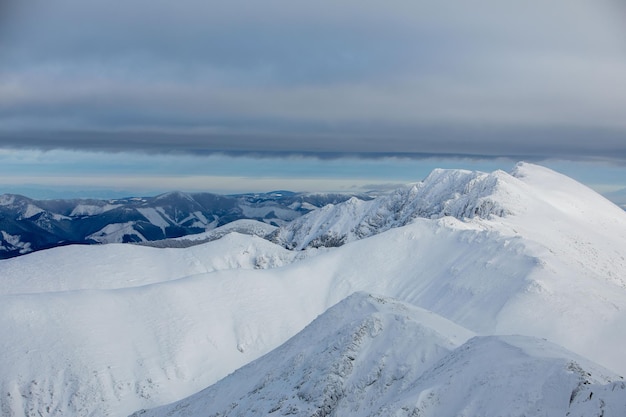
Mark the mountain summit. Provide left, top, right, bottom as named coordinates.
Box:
left=132, top=293, right=625, bottom=417
left=1, top=163, right=625, bottom=417
left=270, top=162, right=626, bottom=253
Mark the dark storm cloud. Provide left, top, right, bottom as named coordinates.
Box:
left=3, top=125, right=625, bottom=163
left=1, top=0, right=626, bottom=160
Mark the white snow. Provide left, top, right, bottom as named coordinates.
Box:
left=70, top=204, right=122, bottom=217
left=240, top=204, right=301, bottom=221
left=154, top=191, right=194, bottom=202
left=0, top=194, right=16, bottom=205
left=0, top=231, right=32, bottom=254
left=1, top=162, right=626, bottom=417
left=173, top=219, right=276, bottom=242
left=137, top=207, right=171, bottom=231
left=153, top=207, right=173, bottom=223
left=86, top=222, right=146, bottom=244
left=191, top=211, right=208, bottom=224
left=271, top=168, right=511, bottom=250
left=132, top=293, right=625, bottom=417
left=21, top=204, right=44, bottom=219
left=0, top=233, right=302, bottom=295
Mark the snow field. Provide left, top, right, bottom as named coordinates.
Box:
left=1, top=162, right=626, bottom=416
left=132, top=294, right=626, bottom=417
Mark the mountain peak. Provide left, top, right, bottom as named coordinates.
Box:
left=271, top=162, right=626, bottom=252
left=270, top=165, right=515, bottom=250
left=0, top=193, right=32, bottom=206
left=132, top=293, right=625, bottom=417
left=3, top=163, right=626, bottom=416
left=153, top=191, right=195, bottom=202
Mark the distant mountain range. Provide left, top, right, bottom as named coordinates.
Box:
left=2, top=163, right=626, bottom=416
left=0, top=191, right=369, bottom=259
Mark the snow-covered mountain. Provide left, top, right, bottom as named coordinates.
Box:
left=0, top=191, right=364, bottom=259
left=269, top=163, right=624, bottom=253
left=136, top=219, right=278, bottom=249
left=1, top=162, right=626, bottom=417
left=131, top=293, right=625, bottom=417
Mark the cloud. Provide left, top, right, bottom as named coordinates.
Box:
left=1, top=0, right=626, bottom=161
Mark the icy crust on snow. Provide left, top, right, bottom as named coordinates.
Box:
left=132, top=293, right=625, bottom=417
left=270, top=168, right=512, bottom=250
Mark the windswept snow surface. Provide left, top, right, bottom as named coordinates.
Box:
left=0, top=233, right=303, bottom=295
left=1, top=163, right=626, bottom=416
left=132, top=293, right=625, bottom=417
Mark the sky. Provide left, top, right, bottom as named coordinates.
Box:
left=1, top=0, right=626, bottom=202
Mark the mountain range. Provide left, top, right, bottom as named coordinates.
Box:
left=1, top=162, right=625, bottom=417
left=0, top=191, right=367, bottom=259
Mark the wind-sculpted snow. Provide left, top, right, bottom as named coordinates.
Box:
left=1, top=163, right=626, bottom=417
left=384, top=335, right=626, bottom=417
left=130, top=293, right=474, bottom=417
left=0, top=233, right=306, bottom=295
left=270, top=168, right=512, bottom=250
left=132, top=293, right=625, bottom=417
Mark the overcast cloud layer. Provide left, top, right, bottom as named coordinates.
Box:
left=1, top=0, right=626, bottom=160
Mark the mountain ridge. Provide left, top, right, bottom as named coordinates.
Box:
left=268, top=167, right=513, bottom=250
left=131, top=292, right=626, bottom=417
left=1, top=163, right=626, bottom=416
left=0, top=191, right=368, bottom=259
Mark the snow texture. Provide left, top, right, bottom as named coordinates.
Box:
left=270, top=168, right=511, bottom=250
left=132, top=293, right=625, bottom=417
left=1, top=163, right=626, bottom=417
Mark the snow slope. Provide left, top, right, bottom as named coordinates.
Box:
left=1, top=163, right=626, bottom=416
left=0, top=233, right=304, bottom=295
left=131, top=293, right=625, bottom=417
left=266, top=161, right=626, bottom=371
